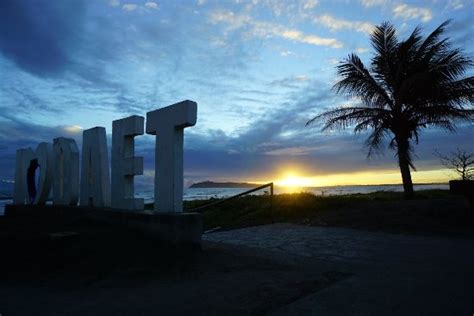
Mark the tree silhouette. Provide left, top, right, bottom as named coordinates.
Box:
left=307, top=20, right=474, bottom=198
left=435, top=148, right=474, bottom=181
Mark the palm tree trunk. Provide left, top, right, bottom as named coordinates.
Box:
left=396, top=137, right=414, bottom=198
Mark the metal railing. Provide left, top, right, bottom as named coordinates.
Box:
left=188, top=182, right=274, bottom=215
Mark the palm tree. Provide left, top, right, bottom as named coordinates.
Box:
left=307, top=20, right=474, bottom=198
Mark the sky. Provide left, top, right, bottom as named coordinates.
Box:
left=0, top=0, right=473, bottom=189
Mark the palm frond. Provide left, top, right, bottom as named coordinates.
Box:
left=365, top=125, right=390, bottom=157
left=432, top=49, right=473, bottom=81
left=371, top=22, right=398, bottom=56
left=371, top=22, right=398, bottom=91
left=416, top=20, right=451, bottom=61
left=334, top=54, right=393, bottom=108
left=306, top=106, right=390, bottom=130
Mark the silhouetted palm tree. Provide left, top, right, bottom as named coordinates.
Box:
left=307, top=20, right=474, bottom=198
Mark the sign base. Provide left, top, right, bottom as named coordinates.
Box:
left=4, top=204, right=202, bottom=248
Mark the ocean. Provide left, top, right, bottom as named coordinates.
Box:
left=0, top=183, right=449, bottom=216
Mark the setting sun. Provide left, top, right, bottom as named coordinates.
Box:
left=275, top=172, right=318, bottom=188
left=269, top=168, right=454, bottom=188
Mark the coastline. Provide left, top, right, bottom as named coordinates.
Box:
left=0, top=183, right=450, bottom=216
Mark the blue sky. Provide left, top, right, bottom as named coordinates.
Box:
left=0, top=0, right=473, bottom=187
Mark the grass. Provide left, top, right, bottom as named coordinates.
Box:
left=149, top=189, right=472, bottom=235
left=180, top=189, right=446, bottom=227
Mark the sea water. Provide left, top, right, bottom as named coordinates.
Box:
left=181, top=183, right=449, bottom=200
left=0, top=183, right=449, bottom=216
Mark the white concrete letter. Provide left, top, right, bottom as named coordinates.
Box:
left=146, top=100, right=197, bottom=212
left=53, top=137, right=80, bottom=206
left=111, top=115, right=144, bottom=210
left=13, top=148, right=35, bottom=204
left=33, top=142, right=54, bottom=204
left=13, top=143, right=54, bottom=205
left=80, top=127, right=111, bottom=207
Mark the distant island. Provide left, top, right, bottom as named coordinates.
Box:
left=189, top=181, right=260, bottom=188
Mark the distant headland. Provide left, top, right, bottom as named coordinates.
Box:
left=189, top=181, right=259, bottom=188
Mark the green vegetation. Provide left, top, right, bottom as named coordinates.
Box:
left=159, top=189, right=472, bottom=235
left=142, top=190, right=473, bottom=235
left=184, top=189, right=444, bottom=228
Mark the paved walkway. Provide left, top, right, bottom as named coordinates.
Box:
left=204, top=224, right=474, bottom=315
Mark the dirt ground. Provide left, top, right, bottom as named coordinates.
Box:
left=0, top=215, right=347, bottom=315
left=2, top=195, right=472, bottom=314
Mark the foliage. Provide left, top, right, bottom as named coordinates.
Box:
left=435, top=148, right=474, bottom=180
left=307, top=21, right=474, bottom=197
left=181, top=190, right=454, bottom=230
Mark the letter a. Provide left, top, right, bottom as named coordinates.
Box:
left=80, top=127, right=111, bottom=207
left=53, top=137, right=80, bottom=206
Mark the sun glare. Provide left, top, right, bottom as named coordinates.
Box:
left=269, top=168, right=453, bottom=189
left=275, top=173, right=316, bottom=188
left=64, top=125, right=83, bottom=134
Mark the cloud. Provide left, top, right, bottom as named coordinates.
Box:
left=260, top=0, right=291, bottom=17
left=276, top=28, right=343, bottom=48
left=355, top=47, right=369, bottom=54
left=0, top=0, right=261, bottom=127
left=228, top=80, right=337, bottom=154
left=313, top=14, right=374, bottom=34
left=269, top=75, right=310, bottom=89
left=209, top=10, right=343, bottom=48
left=109, top=0, right=120, bottom=7
left=360, top=0, right=387, bottom=7
left=264, top=146, right=319, bottom=156
left=144, top=2, right=158, bottom=9
left=392, top=3, right=432, bottom=22
left=303, top=0, right=319, bottom=10
left=446, top=0, right=464, bottom=10
left=209, top=10, right=251, bottom=29
left=4, top=118, right=471, bottom=185
left=1, top=0, right=470, bottom=187
left=122, top=3, right=138, bottom=11
left=184, top=77, right=474, bottom=181
left=0, top=118, right=84, bottom=180
left=1, top=85, right=472, bottom=186
left=253, top=0, right=320, bottom=21
left=0, top=0, right=86, bottom=77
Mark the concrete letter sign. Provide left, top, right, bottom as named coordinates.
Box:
left=32, top=142, right=54, bottom=204
left=146, top=100, right=197, bottom=212
left=111, top=115, right=144, bottom=210
left=13, top=148, right=35, bottom=204
left=80, top=127, right=111, bottom=207
left=53, top=137, right=80, bottom=206
left=13, top=143, right=54, bottom=205
left=12, top=100, right=199, bottom=213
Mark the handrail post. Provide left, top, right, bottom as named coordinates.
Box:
left=188, top=182, right=274, bottom=213
left=270, top=182, right=274, bottom=223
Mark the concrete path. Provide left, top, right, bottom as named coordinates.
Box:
left=204, top=224, right=474, bottom=315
